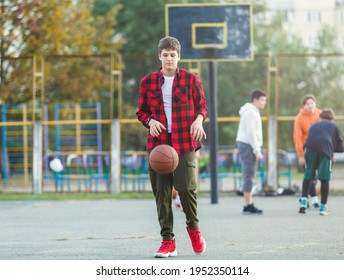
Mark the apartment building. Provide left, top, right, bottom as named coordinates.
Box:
left=265, top=0, right=344, bottom=49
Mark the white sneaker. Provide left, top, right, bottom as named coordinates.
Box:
left=310, top=196, right=319, bottom=209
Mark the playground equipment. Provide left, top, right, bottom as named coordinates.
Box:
left=1, top=104, right=34, bottom=185
left=43, top=102, right=108, bottom=191
left=121, top=151, right=149, bottom=192
left=0, top=102, right=110, bottom=191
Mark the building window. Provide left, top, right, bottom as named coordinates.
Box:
left=340, top=11, right=344, bottom=24
left=308, top=36, right=319, bottom=48
left=308, top=11, right=321, bottom=23
left=284, top=10, right=294, bottom=23
left=287, top=34, right=294, bottom=44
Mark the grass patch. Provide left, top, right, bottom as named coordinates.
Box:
left=1, top=189, right=343, bottom=201
left=0, top=191, right=155, bottom=201
left=330, top=189, right=344, bottom=196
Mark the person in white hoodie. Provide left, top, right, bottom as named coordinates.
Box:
left=236, top=89, right=267, bottom=214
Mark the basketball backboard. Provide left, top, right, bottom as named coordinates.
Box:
left=165, top=3, right=253, bottom=61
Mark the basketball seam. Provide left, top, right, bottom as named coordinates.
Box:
left=149, top=145, right=178, bottom=174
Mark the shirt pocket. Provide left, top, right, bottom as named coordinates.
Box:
left=174, top=87, right=188, bottom=104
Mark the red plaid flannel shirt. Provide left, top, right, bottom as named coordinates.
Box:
left=136, top=67, right=207, bottom=155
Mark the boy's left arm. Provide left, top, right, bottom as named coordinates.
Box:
left=335, top=141, right=344, bottom=153
left=335, top=127, right=344, bottom=153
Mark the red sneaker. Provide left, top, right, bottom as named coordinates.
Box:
left=154, top=239, right=177, bottom=258
left=187, top=226, right=206, bottom=254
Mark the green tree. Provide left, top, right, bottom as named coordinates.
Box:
left=0, top=0, right=124, bottom=104
left=0, top=0, right=126, bottom=175
left=304, top=26, right=344, bottom=116
left=263, top=19, right=344, bottom=150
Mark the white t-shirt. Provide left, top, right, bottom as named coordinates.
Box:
left=162, top=76, right=174, bottom=133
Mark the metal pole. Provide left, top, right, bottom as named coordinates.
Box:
left=33, top=121, right=43, bottom=194
left=268, top=116, right=278, bottom=189
left=208, top=61, right=218, bottom=204
left=1, top=104, right=7, bottom=186
left=267, top=56, right=278, bottom=189
left=54, top=104, right=60, bottom=152
left=110, top=119, right=120, bottom=193
left=96, top=102, right=103, bottom=174
left=0, top=0, right=5, bottom=84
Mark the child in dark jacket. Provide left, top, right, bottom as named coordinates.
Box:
left=299, top=108, right=344, bottom=215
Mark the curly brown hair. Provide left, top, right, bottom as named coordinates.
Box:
left=158, top=36, right=181, bottom=54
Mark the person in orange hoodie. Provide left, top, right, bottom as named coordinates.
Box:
left=293, top=94, right=321, bottom=208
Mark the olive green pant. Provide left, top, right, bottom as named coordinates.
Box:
left=149, top=151, right=199, bottom=241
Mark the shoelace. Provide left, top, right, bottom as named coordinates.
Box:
left=189, top=229, right=201, bottom=242
left=159, top=241, right=173, bottom=250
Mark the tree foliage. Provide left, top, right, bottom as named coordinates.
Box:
left=0, top=0, right=124, bottom=105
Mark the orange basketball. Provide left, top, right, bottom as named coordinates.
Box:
left=149, top=145, right=179, bottom=174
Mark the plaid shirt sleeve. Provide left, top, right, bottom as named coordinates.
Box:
left=192, top=74, right=207, bottom=120
left=136, top=74, right=154, bottom=128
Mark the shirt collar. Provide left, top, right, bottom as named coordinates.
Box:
left=158, top=66, right=180, bottom=79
